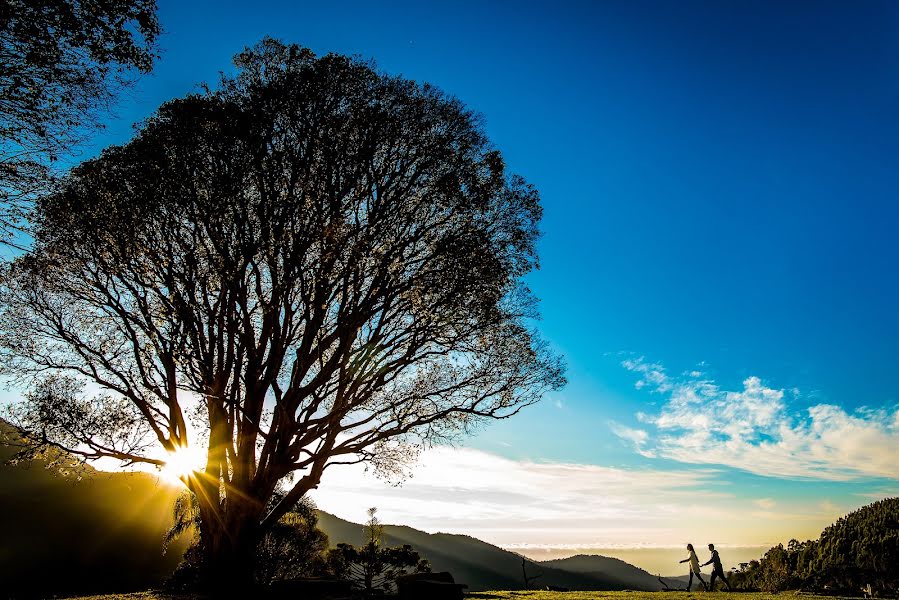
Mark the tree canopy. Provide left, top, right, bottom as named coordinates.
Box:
left=0, top=38, right=564, bottom=582
left=0, top=0, right=160, bottom=243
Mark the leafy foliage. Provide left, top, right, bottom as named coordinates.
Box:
left=254, top=496, right=331, bottom=585
left=0, top=37, right=563, bottom=581
left=327, top=507, right=430, bottom=593
left=165, top=492, right=330, bottom=589
left=730, top=498, right=899, bottom=593
left=164, top=489, right=202, bottom=556
left=0, top=0, right=160, bottom=243
left=758, top=545, right=791, bottom=593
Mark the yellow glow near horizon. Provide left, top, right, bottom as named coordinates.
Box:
left=160, top=444, right=206, bottom=485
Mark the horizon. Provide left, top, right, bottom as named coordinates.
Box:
left=317, top=502, right=776, bottom=576
left=316, top=500, right=775, bottom=576
left=2, top=0, right=898, bottom=584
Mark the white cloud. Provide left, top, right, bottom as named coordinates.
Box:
left=622, top=357, right=672, bottom=392
left=311, top=445, right=732, bottom=547
left=856, top=487, right=899, bottom=500
left=609, top=421, right=655, bottom=457
left=754, top=498, right=776, bottom=510
left=617, top=358, right=899, bottom=481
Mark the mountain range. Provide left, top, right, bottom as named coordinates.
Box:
left=317, top=510, right=684, bottom=591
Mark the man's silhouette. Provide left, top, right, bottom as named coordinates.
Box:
left=702, top=543, right=731, bottom=591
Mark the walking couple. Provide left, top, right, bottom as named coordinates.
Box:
left=680, top=543, right=731, bottom=591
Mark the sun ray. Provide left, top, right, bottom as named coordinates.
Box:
left=159, top=444, right=206, bottom=486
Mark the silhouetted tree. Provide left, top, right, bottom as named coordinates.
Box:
left=165, top=492, right=330, bottom=588
left=521, top=556, right=543, bottom=589
left=0, top=0, right=160, bottom=244
left=327, top=508, right=429, bottom=593
left=253, top=496, right=331, bottom=585
left=759, top=544, right=791, bottom=593
left=0, top=39, right=564, bottom=587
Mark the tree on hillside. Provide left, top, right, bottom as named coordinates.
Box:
left=758, top=544, right=791, bottom=592
left=0, top=0, right=160, bottom=244
left=797, top=497, right=899, bottom=591
left=328, top=507, right=429, bottom=593
left=0, top=38, right=564, bottom=586
left=731, top=498, right=899, bottom=593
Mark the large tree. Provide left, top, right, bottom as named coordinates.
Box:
left=0, top=0, right=160, bottom=244
left=0, top=39, right=564, bottom=584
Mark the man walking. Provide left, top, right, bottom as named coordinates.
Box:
left=702, top=543, right=731, bottom=591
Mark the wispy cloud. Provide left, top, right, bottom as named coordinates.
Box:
left=608, top=422, right=655, bottom=458
left=754, top=498, right=776, bottom=510
left=616, top=357, right=899, bottom=481
left=312, top=445, right=736, bottom=547
left=311, top=445, right=842, bottom=551
left=621, top=358, right=673, bottom=392
left=855, top=487, right=899, bottom=500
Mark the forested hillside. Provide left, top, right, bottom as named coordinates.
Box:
left=730, top=497, right=899, bottom=593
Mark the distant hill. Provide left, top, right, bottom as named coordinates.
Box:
left=543, top=554, right=684, bottom=590
left=317, top=511, right=682, bottom=591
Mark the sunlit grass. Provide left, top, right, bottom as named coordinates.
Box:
left=66, top=591, right=830, bottom=600
left=65, top=593, right=202, bottom=600
left=470, top=593, right=818, bottom=600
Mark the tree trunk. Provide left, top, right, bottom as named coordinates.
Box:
left=195, top=498, right=265, bottom=591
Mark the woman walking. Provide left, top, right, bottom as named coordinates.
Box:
left=679, top=543, right=708, bottom=591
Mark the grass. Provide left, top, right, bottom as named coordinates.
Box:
left=57, top=594, right=202, bottom=600
left=469, top=593, right=823, bottom=600
left=60, top=592, right=840, bottom=600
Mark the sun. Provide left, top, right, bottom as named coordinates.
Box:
left=160, top=444, right=206, bottom=485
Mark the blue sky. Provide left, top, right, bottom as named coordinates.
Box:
left=48, top=0, right=899, bottom=563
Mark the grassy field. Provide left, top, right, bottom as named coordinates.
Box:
left=62, top=592, right=842, bottom=600
left=469, top=593, right=828, bottom=600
